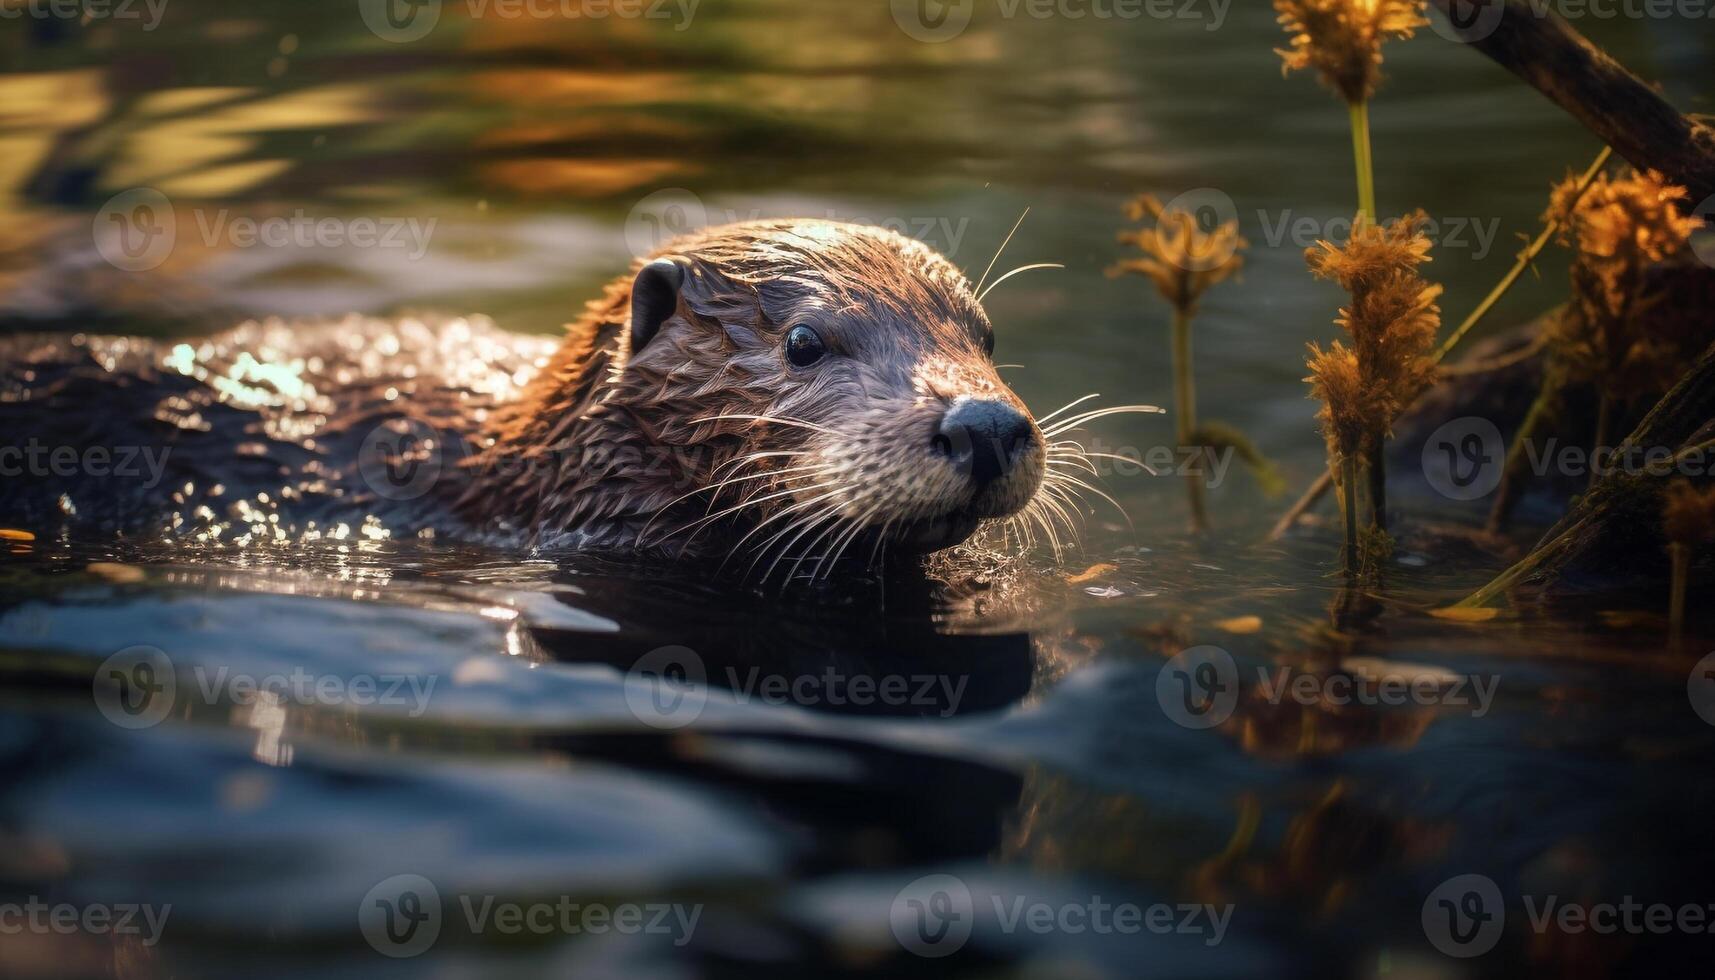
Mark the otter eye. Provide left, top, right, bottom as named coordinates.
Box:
left=785, top=325, right=826, bottom=368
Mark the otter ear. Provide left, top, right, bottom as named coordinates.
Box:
left=629, top=257, right=686, bottom=352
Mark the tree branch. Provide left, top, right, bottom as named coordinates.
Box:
left=1430, top=0, right=1715, bottom=201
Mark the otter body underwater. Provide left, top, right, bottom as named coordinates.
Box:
left=2, top=220, right=1097, bottom=578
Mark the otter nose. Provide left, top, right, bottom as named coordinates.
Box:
left=934, top=399, right=1035, bottom=486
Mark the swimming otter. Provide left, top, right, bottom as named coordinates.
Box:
left=0, top=220, right=1050, bottom=574
left=461, top=220, right=1046, bottom=565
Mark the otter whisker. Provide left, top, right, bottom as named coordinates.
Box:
left=781, top=487, right=883, bottom=584
left=754, top=504, right=850, bottom=584
left=691, top=414, right=840, bottom=436
left=697, top=464, right=835, bottom=514
left=1056, top=450, right=1159, bottom=476
left=1027, top=499, right=1065, bottom=559
left=976, top=263, right=1065, bottom=304
left=649, top=462, right=832, bottom=524
left=729, top=486, right=854, bottom=577
left=975, top=206, right=1031, bottom=296
left=1032, top=393, right=1103, bottom=427
left=1047, top=473, right=1131, bottom=528
left=710, top=449, right=811, bottom=480
left=1045, top=453, right=1101, bottom=478
left=661, top=480, right=839, bottom=547
left=1042, top=404, right=1167, bottom=436
left=811, top=495, right=891, bottom=582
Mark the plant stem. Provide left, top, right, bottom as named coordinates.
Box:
left=1669, top=542, right=1690, bottom=646
left=1486, top=377, right=1557, bottom=534
left=1173, top=305, right=1209, bottom=532
left=1340, top=453, right=1360, bottom=577
left=1349, top=100, right=1377, bottom=226
left=1591, top=389, right=1612, bottom=490
left=1433, top=147, right=1613, bottom=362
left=1455, top=512, right=1595, bottom=608
left=1366, top=442, right=1387, bottom=531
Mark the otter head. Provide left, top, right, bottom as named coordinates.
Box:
left=619, top=220, right=1046, bottom=565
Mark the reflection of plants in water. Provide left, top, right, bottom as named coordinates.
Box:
left=1000, top=766, right=1224, bottom=884
left=1189, top=781, right=1451, bottom=920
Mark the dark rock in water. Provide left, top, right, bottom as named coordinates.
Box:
left=0, top=315, right=556, bottom=543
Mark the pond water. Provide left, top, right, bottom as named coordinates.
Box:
left=3, top=2, right=1715, bottom=977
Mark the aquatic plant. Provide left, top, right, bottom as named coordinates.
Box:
left=1305, top=341, right=1367, bottom=574
left=1488, top=168, right=1701, bottom=531
left=1274, top=0, right=1428, bottom=224
left=1268, top=147, right=1615, bottom=540
left=1304, top=211, right=1442, bottom=535
left=1663, top=480, right=1715, bottom=643
left=1108, top=194, right=1274, bottom=532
